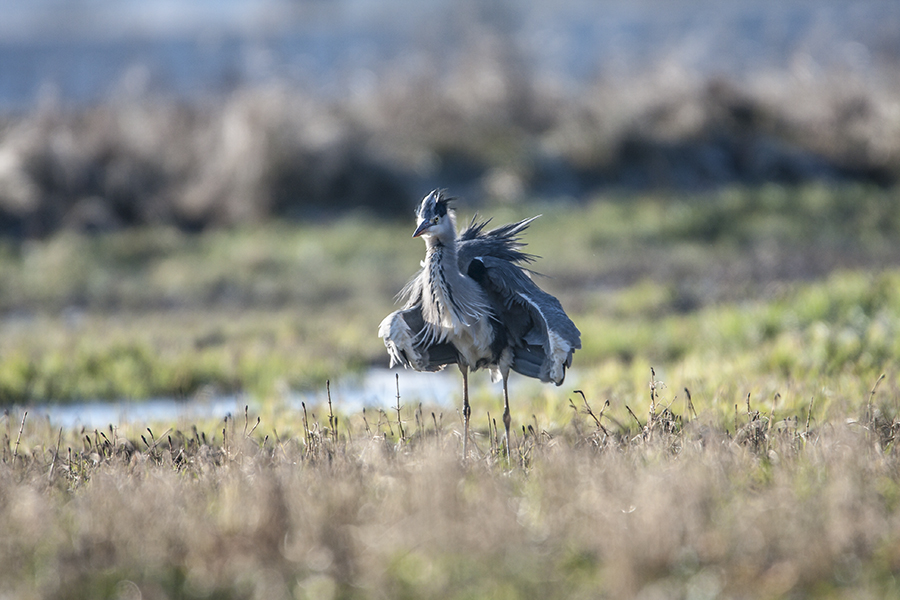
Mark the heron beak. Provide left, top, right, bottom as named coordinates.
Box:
left=412, top=221, right=431, bottom=237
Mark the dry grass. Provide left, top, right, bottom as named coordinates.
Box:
left=3, top=376, right=900, bottom=600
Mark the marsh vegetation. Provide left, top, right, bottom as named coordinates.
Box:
left=2, top=182, right=900, bottom=407
left=3, top=2, right=900, bottom=596
left=4, top=368, right=900, bottom=599
left=3, top=179, right=900, bottom=598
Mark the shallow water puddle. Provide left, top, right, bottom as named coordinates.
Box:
left=23, top=367, right=576, bottom=429
left=23, top=368, right=458, bottom=429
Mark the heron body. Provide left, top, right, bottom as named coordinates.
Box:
left=378, top=189, right=581, bottom=456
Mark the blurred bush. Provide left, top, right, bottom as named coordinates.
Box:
left=0, top=59, right=899, bottom=237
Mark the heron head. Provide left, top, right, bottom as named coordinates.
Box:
left=413, top=189, right=454, bottom=239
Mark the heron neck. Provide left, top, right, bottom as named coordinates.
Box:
left=425, top=233, right=457, bottom=264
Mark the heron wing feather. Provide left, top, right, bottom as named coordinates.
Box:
left=466, top=255, right=581, bottom=384
left=378, top=306, right=459, bottom=371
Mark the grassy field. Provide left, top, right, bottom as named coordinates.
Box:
left=3, top=182, right=900, bottom=598
left=3, top=372, right=900, bottom=599
left=2, top=182, right=899, bottom=406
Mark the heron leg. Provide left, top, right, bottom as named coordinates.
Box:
left=460, top=365, right=470, bottom=459
left=502, top=376, right=511, bottom=459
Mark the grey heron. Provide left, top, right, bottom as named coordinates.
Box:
left=378, top=189, right=581, bottom=457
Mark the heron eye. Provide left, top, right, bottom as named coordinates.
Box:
left=432, top=216, right=439, bottom=224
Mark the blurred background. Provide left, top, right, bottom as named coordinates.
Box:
left=2, top=0, right=900, bottom=411
left=5, top=8, right=900, bottom=598
left=2, top=0, right=899, bottom=235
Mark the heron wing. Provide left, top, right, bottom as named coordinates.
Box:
left=378, top=305, right=459, bottom=372
left=457, top=216, right=539, bottom=267
left=464, top=255, right=581, bottom=385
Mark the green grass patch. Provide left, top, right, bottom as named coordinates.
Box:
left=1, top=183, right=899, bottom=406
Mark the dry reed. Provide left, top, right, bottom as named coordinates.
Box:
left=3, top=379, right=900, bottom=599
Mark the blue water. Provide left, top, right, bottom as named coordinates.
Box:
left=21, top=368, right=461, bottom=430
left=1, top=0, right=896, bottom=111
left=20, top=366, right=573, bottom=430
